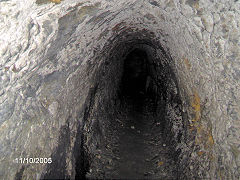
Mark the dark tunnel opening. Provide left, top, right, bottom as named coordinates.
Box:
left=121, top=49, right=148, bottom=102
left=119, top=48, right=162, bottom=114
left=78, top=40, right=186, bottom=179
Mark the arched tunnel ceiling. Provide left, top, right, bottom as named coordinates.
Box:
left=0, top=0, right=240, bottom=179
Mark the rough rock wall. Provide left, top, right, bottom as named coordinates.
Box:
left=0, top=0, right=239, bottom=179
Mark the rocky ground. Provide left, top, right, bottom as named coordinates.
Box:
left=86, top=94, right=179, bottom=179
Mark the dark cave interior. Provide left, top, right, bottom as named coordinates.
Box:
left=75, top=43, right=186, bottom=179
left=120, top=48, right=162, bottom=113
left=121, top=49, right=148, bottom=101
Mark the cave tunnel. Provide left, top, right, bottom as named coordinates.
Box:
left=75, top=38, right=186, bottom=179
left=1, top=1, right=240, bottom=180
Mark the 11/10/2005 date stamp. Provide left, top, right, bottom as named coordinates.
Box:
left=14, top=157, right=52, bottom=164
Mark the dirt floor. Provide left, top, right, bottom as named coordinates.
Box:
left=86, top=93, right=179, bottom=179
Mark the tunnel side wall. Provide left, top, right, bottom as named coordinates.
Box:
left=0, top=0, right=240, bottom=179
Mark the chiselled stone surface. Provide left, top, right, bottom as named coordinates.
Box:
left=0, top=0, right=240, bottom=179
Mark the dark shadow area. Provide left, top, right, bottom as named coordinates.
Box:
left=120, top=48, right=161, bottom=113
left=41, top=124, right=70, bottom=179
left=121, top=49, right=148, bottom=102
left=75, top=124, right=90, bottom=180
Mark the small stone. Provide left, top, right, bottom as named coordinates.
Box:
left=113, top=156, right=120, bottom=160
left=197, top=151, right=205, bottom=156
left=144, top=171, right=154, bottom=176
left=106, top=166, right=112, bottom=169
left=157, top=161, right=164, bottom=166
left=163, top=143, right=166, bottom=147
left=108, top=159, right=112, bottom=164
left=131, top=125, right=135, bottom=129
